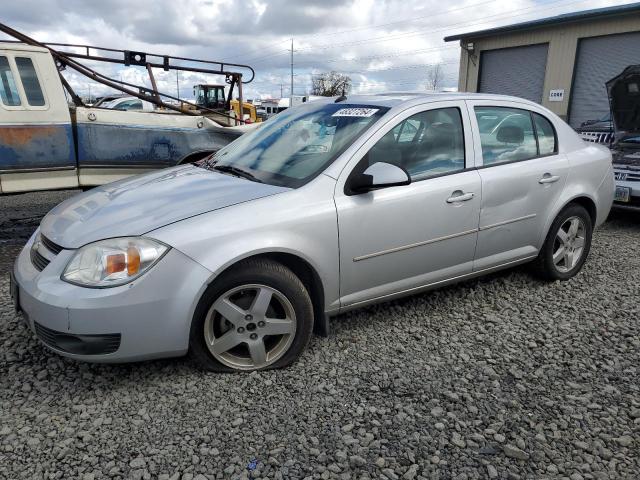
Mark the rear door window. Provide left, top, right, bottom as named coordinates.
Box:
left=475, top=107, right=537, bottom=165
left=0, top=56, right=22, bottom=106
left=15, top=57, right=45, bottom=106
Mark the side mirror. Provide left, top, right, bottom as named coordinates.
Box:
left=349, top=162, right=411, bottom=194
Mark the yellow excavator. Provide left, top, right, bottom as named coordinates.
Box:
left=192, top=84, right=262, bottom=124
left=230, top=99, right=262, bottom=124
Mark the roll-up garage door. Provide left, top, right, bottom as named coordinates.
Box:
left=478, top=43, right=548, bottom=103
left=569, top=31, right=640, bottom=128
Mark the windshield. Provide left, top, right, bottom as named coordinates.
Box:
left=599, top=113, right=611, bottom=122
left=194, top=87, right=205, bottom=105
left=208, top=88, right=222, bottom=103
left=201, top=102, right=389, bottom=187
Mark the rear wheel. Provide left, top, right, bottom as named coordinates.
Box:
left=533, top=204, right=592, bottom=281
left=189, top=259, right=314, bottom=372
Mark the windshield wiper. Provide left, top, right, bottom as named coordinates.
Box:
left=212, top=164, right=262, bottom=183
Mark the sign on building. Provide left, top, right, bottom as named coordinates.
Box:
left=548, top=89, right=565, bottom=102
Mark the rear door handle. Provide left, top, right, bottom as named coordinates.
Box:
left=446, top=191, right=474, bottom=203
left=539, top=173, right=560, bottom=184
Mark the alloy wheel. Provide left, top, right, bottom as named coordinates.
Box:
left=552, top=216, right=586, bottom=273
left=204, top=284, right=297, bottom=370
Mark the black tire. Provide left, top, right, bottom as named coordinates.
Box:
left=189, top=258, right=314, bottom=372
left=532, top=203, right=593, bottom=281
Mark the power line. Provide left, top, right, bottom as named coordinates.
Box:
left=302, top=0, right=588, bottom=50
left=286, top=0, right=503, bottom=41
left=350, top=78, right=447, bottom=87
left=345, top=59, right=460, bottom=76
left=248, top=0, right=588, bottom=66
left=242, top=0, right=618, bottom=96
left=219, top=38, right=291, bottom=62
left=349, top=64, right=460, bottom=83
left=240, top=48, right=292, bottom=65
left=229, top=0, right=502, bottom=62
left=294, top=45, right=459, bottom=67
left=300, top=0, right=578, bottom=51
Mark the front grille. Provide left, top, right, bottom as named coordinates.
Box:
left=30, top=248, right=50, bottom=271
left=579, top=131, right=613, bottom=144
left=41, top=235, right=64, bottom=254
left=30, top=233, right=65, bottom=272
left=616, top=172, right=640, bottom=182
left=33, top=322, right=59, bottom=346
left=34, top=322, right=121, bottom=355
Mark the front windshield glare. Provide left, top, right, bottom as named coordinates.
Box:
left=205, top=102, right=389, bottom=187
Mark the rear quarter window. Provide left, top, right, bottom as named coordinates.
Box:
left=533, top=113, right=557, bottom=155
left=15, top=57, right=46, bottom=106
left=0, top=56, right=22, bottom=106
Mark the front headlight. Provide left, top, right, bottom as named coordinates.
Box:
left=62, top=237, right=169, bottom=288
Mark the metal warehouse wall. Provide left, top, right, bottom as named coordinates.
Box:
left=456, top=14, right=640, bottom=121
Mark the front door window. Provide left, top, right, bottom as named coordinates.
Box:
left=363, top=107, right=466, bottom=181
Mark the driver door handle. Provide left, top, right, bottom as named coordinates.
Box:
left=447, top=191, right=474, bottom=203
left=539, top=173, right=560, bottom=184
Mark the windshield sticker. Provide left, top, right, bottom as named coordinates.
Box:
left=332, top=108, right=379, bottom=118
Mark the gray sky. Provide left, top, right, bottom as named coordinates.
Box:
left=0, top=0, right=632, bottom=100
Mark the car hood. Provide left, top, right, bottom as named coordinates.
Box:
left=40, top=165, right=290, bottom=248
left=576, top=121, right=612, bottom=132
left=607, top=65, right=640, bottom=135
left=612, top=145, right=640, bottom=168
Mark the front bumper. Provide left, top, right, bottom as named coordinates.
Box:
left=13, top=231, right=212, bottom=363
left=613, top=166, right=640, bottom=211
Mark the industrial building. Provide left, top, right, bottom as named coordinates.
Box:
left=445, top=2, right=640, bottom=127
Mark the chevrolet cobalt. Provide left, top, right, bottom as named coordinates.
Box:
left=12, top=94, right=614, bottom=372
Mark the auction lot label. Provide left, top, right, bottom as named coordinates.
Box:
left=333, top=108, right=379, bottom=117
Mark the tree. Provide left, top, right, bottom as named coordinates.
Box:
left=426, top=63, right=443, bottom=91
left=311, top=71, right=352, bottom=96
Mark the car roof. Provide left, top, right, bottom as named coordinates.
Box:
left=101, top=93, right=128, bottom=99
left=331, top=92, right=540, bottom=108
left=111, top=96, right=140, bottom=102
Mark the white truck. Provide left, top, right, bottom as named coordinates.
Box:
left=99, top=96, right=156, bottom=111
left=0, top=27, right=256, bottom=194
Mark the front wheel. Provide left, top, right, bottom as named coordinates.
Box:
left=533, top=204, right=593, bottom=281
left=189, top=259, right=314, bottom=372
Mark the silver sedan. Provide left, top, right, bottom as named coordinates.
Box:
left=12, top=93, right=614, bottom=372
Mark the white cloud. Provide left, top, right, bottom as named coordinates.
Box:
left=1, top=0, right=635, bottom=99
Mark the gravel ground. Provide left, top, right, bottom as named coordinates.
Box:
left=0, top=190, right=639, bottom=480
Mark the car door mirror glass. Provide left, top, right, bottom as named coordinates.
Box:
left=350, top=162, right=411, bottom=194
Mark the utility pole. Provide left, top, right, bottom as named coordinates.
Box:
left=176, top=70, right=180, bottom=99
left=290, top=38, right=294, bottom=108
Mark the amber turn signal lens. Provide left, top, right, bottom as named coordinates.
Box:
left=105, top=253, right=126, bottom=275
left=127, top=245, right=141, bottom=275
